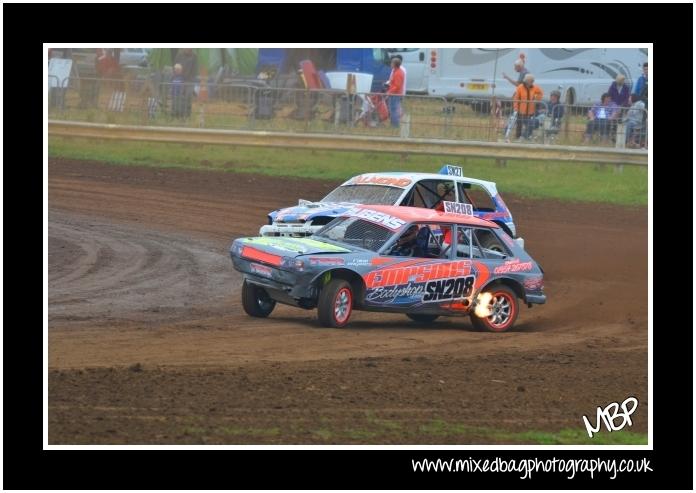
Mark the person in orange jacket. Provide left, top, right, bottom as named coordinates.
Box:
left=512, top=73, right=544, bottom=140
left=385, top=57, right=405, bottom=128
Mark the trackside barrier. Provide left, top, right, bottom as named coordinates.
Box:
left=48, top=120, right=648, bottom=167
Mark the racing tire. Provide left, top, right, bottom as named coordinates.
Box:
left=317, top=279, right=353, bottom=328
left=470, top=285, right=519, bottom=332
left=241, top=279, right=276, bottom=318
left=406, top=314, right=440, bottom=324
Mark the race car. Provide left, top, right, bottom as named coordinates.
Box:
left=231, top=204, right=545, bottom=331
left=260, top=165, right=523, bottom=247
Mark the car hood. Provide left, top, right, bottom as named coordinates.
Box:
left=269, top=201, right=358, bottom=223
left=232, top=236, right=352, bottom=258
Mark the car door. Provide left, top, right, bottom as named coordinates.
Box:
left=453, top=226, right=513, bottom=298
left=363, top=223, right=457, bottom=312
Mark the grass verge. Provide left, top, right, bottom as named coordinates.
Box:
left=49, top=136, right=647, bottom=206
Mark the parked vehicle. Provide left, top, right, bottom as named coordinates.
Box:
left=425, top=48, right=648, bottom=104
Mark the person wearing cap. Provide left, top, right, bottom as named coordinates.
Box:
left=535, top=89, right=565, bottom=139
left=512, top=73, right=544, bottom=140
left=502, top=56, right=529, bottom=88
left=608, top=74, right=630, bottom=108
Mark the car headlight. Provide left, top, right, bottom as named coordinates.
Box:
left=231, top=241, right=244, bottom=256
left=281, top=257, right=305, bottom=271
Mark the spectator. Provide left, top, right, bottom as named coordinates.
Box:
left=583, top=93, right=620, bottom=144
left=386, top=57, right=405, bottom=128
left=174, top=48, right=198, bottom=117
left=389, top=55, right=407, bottom=95
left=624, top=94, right=646, bottom=148
left=632, top=62, right=648, bottom=104
left=608, top=74, right=630, bottom=108
left=632, top=62, right=648, bottom=147
left=174, top=48, right=198, bottom=83
left=502, top=53, right=528, bottom=88
left=534, top=89, right=564, bottom=140
left=170, top=64, right=186, bottom=118
left=546, top=89, right=565, bottom=125
left=512, top=73, right=544, bottom=140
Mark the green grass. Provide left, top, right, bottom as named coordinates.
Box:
left=48, top=136, right=647, bottom=206
left=174, top=416, right=647, bottom=444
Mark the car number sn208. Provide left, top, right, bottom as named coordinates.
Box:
left=422, top=275, right=475, bottom=302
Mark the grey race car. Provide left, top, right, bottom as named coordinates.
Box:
left=230, top=204, right=545, bottom=331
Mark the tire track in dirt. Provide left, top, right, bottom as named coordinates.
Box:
left=49, top=210, right=238, bottom=326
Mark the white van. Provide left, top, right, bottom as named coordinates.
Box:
left=424, top=48, right=647, bottom=104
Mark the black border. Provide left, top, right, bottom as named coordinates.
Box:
left=6, top=2, right=692, bottom=489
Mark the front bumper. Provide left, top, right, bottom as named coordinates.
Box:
left=526, top=293, right=546, bottom=304
left=259, top=223, right=324, bottom=237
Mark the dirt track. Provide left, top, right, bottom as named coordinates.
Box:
left=48, top=158, right=648, bottom=444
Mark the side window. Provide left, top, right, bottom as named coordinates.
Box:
left=455, top=226, right=473, bottom=258
left=459, top=184, right=496, bottom=212
left=411, top=180, right=456, bottom=209
left=388, top=223, right=445, bottom=258
left=473, top=229, right=510, bottom=259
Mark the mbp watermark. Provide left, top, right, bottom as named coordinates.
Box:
left=582, top=396, right=639, bottom=438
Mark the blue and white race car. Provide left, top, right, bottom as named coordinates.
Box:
left=260, top=165, right=523, bottom=246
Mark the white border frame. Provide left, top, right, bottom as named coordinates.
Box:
left=44, top=42, right=652, bottom=451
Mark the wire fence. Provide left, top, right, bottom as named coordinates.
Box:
left=47, top=75, right=648, bottom=149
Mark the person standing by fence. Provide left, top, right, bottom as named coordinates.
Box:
left=386, top=57, right=405, bottom=128
left=174, top=48, right=198, bottom=117
left=512, top=73, right=543, bottom=140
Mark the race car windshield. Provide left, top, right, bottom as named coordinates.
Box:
left=321, top=185, right=404, bottom=205
left=314, top=217, right=395, bottom=252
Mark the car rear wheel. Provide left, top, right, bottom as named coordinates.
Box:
left=406, top=314, right=440, bottom=324
left=470, top=285, right=519, bottom=332
left=241, top=279, right=276, bottom=318
left=318, top=279, right=353, bottom=328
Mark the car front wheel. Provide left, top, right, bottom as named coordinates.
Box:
left=318, top=279, right=353, bottom=328
left=241, top=279, right=276, bottom=318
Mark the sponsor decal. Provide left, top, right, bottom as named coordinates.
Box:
left=523, top=276, right=544, bottom=290
left=309, top=257, right=345, bottom=266
left=347, top=258, right=371, bottom=266
left=493, top=258, right=533, bottom=274
left=249, top=262, right=274, bottom=278
left=482, top=211, right=509, bottom=220
left=443, top=201, right=474, bottom=216
left=364, top=260, right=472, bottom=289
left=344, top=207, right=406, bottom=230
left=365, top=283, right=426, bottom=304
left=351, top=175, right=412, bottom=188
left=363, top=260, right=477, bottom=305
